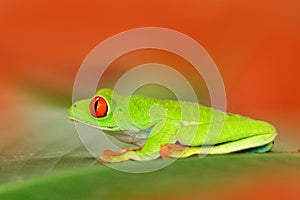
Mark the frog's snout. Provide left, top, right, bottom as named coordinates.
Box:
left=68, top=104, right=76, bottom=118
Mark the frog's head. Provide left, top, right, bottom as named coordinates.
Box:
left=68, top=88, right=122, bottom=131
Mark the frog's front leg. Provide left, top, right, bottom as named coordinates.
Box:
left=99, top=148, right=159, bottom=162
left=99, top=120, right=180, bottom=163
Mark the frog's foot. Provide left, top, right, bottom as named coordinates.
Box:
left=99, top=150, right=127, bottom=163
left=99, top=149, right=159, bottom=163
left=160, top=144, right=208, bottom=158
left=159, top=144, right=188, bottom=159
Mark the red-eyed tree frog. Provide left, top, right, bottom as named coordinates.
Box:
left=68, top=88, right=277, bottom=163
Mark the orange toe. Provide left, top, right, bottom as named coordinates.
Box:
left=103, top=149, right=123, bottom=156
left=159, top=144, right=187, bottom=159
left=99, top=155, right=112, bottom=163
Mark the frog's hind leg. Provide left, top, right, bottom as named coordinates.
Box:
left=163, top=134, right=276, bottom=158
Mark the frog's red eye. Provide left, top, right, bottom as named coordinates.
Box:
left=90, top=96, right=108, bottom=118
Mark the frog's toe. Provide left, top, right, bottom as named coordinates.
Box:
left=159, top=144, right=188, bottom=159
left=99, top=155, right=113, bottom=163
left=103, top=149, right=123, bottom=156
left=99, top=150, right=129, bottom=163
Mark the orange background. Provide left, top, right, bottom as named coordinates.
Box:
left=2, top=0, right=300, bottom=132
left=1, top=0, right=300, bottom=110
left=0, top=0, right=300, bottom=198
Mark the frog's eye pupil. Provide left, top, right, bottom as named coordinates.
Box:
left=90, top=96, right=108, bottom=118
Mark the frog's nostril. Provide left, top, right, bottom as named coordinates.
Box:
left=74, top=104, right=77, bottom=108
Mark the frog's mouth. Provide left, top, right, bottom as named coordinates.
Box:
left=68, top=116, right=121, bottom=131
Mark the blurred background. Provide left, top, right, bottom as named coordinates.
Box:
left=0, top=0, right=299, bottom=199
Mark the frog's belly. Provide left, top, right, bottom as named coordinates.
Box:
left=104, top=129, right=148, bottom=147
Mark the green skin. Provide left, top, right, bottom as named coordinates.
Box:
left=68, top=88, right=277, bottom=163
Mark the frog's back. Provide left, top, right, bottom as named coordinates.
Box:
left=128, top=95, right=218, bottom=124
left=128, top=94, right=249, bottom=125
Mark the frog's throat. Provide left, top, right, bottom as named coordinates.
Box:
left=68, top=116, right=121, bottom=131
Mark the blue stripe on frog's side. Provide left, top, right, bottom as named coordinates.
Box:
left=141, top=127, right=153, bottom=135
left=243, top=142, right=274, bottom=153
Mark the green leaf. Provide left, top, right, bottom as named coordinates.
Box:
left=0, top=154, right=300, bottom=199
left=1, top=92, right=300, bottom=199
